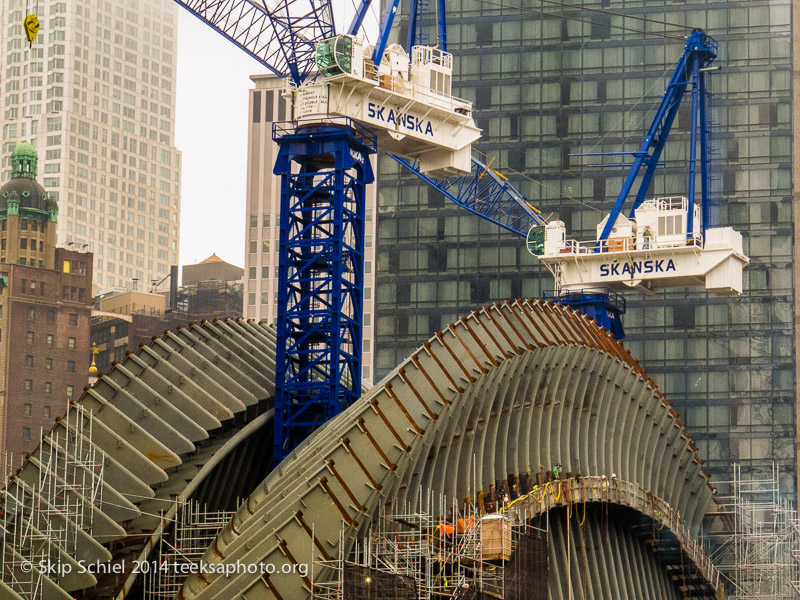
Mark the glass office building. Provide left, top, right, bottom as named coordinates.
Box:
left=375, top=0, right=796, bottom=498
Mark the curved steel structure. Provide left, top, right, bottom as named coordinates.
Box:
left=178, top=299, right=719, bottom=599
left=1, top=302, right=722, bottom=600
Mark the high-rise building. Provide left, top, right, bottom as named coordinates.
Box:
left=376, top=2, right=797, bottom=498
left=0, top=0, right=181, bottom=292
left=0, top=142, right=93, bottom=463
left=244, top=74, right=377, bottom=383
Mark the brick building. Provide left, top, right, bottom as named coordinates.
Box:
left=0, top=142, right=93, bottom=463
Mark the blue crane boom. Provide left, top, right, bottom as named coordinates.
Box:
left=390, top=154, right=546, bottom=237
left=596, top=29, right=718, bottom=243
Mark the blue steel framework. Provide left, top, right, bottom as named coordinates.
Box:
left=391, top=155, right=547, bottom=236
left=272, top=120, right=375, bottom=460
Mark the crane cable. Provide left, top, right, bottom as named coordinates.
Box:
left=535, top=0, right=694, bottom=33
left=476, top=0, right=689, bottom=41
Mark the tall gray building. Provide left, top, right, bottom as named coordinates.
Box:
left=376, top=1, right=797, bottom=497
left=0, top=0, right=181, bottom=291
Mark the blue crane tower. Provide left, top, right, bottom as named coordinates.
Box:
left=173, top=0, right=543, bottom=462
left=399, top=29, right=748, bottom=340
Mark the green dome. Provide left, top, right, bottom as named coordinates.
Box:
left=11, top=141, right=36, bottom=158
left=0, top=142, right=57, bottom=216
left=10, top=141, right=38, bottom=179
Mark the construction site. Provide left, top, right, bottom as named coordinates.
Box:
left=1, top=0, right=798, bottom=598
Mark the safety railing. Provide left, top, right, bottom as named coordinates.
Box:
left=503, top=476, right=726, bottom=600
left=559, top=233, right=703, bottom=255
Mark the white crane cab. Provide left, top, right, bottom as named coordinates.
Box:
left=290, top=34, right=481, bottom=177
left=528, top=196, right=749, bottom=296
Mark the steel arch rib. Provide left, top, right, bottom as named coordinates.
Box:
left=176, top=299, right=722, bottom=600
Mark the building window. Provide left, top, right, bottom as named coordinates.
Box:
left=44, top=405, right=51, bottom=418
left=20, top=238, right=27, bottom=250
left=250, top=214, right=258, bottom=228
left=27, top=307, right=35, bottom=320
left=262, top=240, right=269, bottom=253
left=261, top=292, right=269, bottom=305
left=47, top=309, right=55, bottom=323
left=24, top=379, right=33, bottom=391
left=69, top=313, right=78, bottom=326
left=248, top=293, right=255, bottom=306
left=252, top=90, right=261, bottom=122
left=249, top=266, right=256, bottom=280
left=45, top=382, right=52, bottom=394
left=262, top=214, right=270, bottom=227
left=45, top=357, right=52, bottom=370
left=66, top=384, right=74, bottom=398
left=24, top=355, right=34, bottom=368
left=46, top=334, right=53, bottom=346
left=67, top=360, right=75, bottom=373
left=23, top=403, right=32, bottom=416
left=249, top=240, right=257, bottom=254
left=68, top=337, right=76, bottom=349
left=26, top=331, right=34, bottom=344
left=22, top=427, right=31, bottom=441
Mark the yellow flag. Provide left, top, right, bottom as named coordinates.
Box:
left=24, top=14, right=39, bottom=44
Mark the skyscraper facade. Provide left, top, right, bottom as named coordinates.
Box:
left=244, top=74, right=378, bottom=383
left=0, top=0, right=181, bottom=292
left=376, top=1, right=797, bottom=497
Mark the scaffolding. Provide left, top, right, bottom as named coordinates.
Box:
left=313, top=494, right=547, bottom=600
left=143, top=500, right=235, bottom=599
left=706, top=463, right=800, bottom=599
left=1, top=404, right=103, bottom=599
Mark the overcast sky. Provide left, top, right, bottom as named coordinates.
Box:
left=174, top=6, right=380, bottom=271
left=175, top=11, right=259, bottom=269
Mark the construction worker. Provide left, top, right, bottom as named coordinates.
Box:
left=642, top=226, right=653, bottom=249
left=553, top=464, right=562, bottom=480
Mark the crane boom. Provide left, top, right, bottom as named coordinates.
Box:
left=390, top=154, right=546, bottom=237
left=174, top=0, right=334, bottom=85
